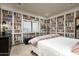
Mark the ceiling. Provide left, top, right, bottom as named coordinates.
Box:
left=0, top=3, right=79, bottom=18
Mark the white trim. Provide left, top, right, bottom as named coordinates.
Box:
left=12, top=12, right=14, bottom=45
left=64, top=14, right=66, bottom=37
left=74, top=10, right=76, bottom=38
left=21, top=14, right=23, bottom=43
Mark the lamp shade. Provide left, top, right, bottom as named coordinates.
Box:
left=2, top=21, right=6, bottom=24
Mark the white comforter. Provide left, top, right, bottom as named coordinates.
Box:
left=36, top=36, right=79, bottom=56
left=29, top=34, right=59, bottom=45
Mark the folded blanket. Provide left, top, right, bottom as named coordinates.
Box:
left=28, top=34, right=59, bottom=45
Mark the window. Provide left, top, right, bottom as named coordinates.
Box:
left=32, top=21, right=40, bottom=32
left=23, top=20, right=40, bottom=33
left=23, top=21, right=31, bottom=33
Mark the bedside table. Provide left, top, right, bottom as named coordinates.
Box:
left=0, top=35, right=12, bottom=56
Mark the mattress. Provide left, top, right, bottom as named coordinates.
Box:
left=34, top=36, right=79, bottom=56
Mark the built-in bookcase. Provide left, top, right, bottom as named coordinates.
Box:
left=13, top=12, right=22, bottom=45
left=44, top=19, right=50, bottom=34
left=40, top=19, right=50, bottom=35
left=47, top=19, right=50, bottom=34
left=76, top=11, right=79, bottom=17
left=40, top=19, right=46, bottom=35
left=0, top=8, right=45, bottom=45
left=50, top=12, right=76, bottom=38
left=14, top=34, right=22, bottom=45
left=57, top=15, right=64, bottom=36
left=14, top=12, right=22, bottom=33
left=50, top=18, right=56, bottom=34
left=75, top=11, right=79, bottom=39
left=2, top=9, right=12, bottom=33
left=65, top=12, right=75, bottom=38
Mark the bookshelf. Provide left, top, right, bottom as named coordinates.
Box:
left=14, top=34, right=22, bottom=45
left=40, top=19, right=46, bottom=35
left=75, top=17, right=79, bottom=39
left=57, top=15, right=64, bottom=36
left=13, top=12, right=22, bottom=45
left=50, top=18, right=56, bottom=34
left=23, top=14, right=35, bottom=20
left=44, top=19, right=50, bottom=34
left=76, top=11, right=79, bottom=17
left=2, top=9, right=12, bottom=34
left=40, top=19, right=51, bottom=35
left=40, top=19, right=50, bottom=35
left=65, top=12, right=75, bottom=38
left=35, top=18, right=39, bottom=21
left=75, top=11, right=79, bottom=39
left=14, top=12, right=22, bottom=33
left=0, top=8, right=45, bottom=45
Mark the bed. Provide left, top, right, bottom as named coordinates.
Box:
left=29, top=35, right=79, bottom=56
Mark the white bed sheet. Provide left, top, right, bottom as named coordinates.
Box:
left=34, top=36, right=79, bottom=56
